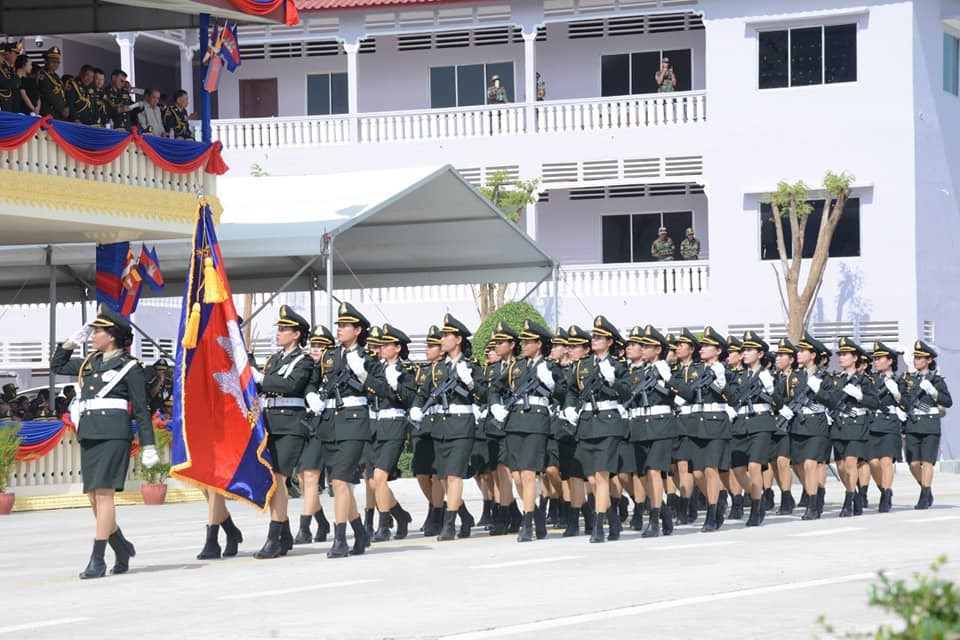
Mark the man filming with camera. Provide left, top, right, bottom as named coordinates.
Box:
left=656, top=56, right=677, bottom=93
left=104, top=69, right=143, bottom=131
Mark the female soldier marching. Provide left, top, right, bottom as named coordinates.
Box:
left=867, top=341, right=905, bottom=513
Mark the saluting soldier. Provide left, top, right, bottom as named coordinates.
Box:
left=679, top=228, right=700, bottom=260
left=650, top=227, right=675, bottom=261
left=412, top=326, right=445, bottom=536
left=485, top=321, right=522, bottom=536
left=248, top=306, right=312, bottom=559
left=52, top=306, right=157, bottom=579
left=409, top=314, right=484, bottom=541
left=37, top=47, right=68, bottom=120
left=867, top=341, right=906, bottom=513
left=770, top=338, right=798, bottom=514
left=901, top=339, right=952, bottom=509
left=489, top=321, right=561, bottom=542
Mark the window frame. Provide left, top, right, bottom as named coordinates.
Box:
left=944, top=31, right=960, bottom=96
left=757, top=196, right=862, bottom=261
left=599, top=210, right=696, bottom=264
left=427, top=61, right=516, bottom=109
left=598, top=47, right=695, bottom=97
left=756, top=20, right=859, bottom=91
left=305, top=71, right=349, bottom=116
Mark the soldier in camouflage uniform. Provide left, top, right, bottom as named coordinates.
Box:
left=650, top=226, right=675, bottom=261
left=680, top=228, right=701, bottom=260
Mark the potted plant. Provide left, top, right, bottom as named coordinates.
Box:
left=0, top=423, right=22, bottom=515
left=134, top=425, right=172, bottom=505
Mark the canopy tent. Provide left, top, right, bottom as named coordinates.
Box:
left=0, top=165, right=558, bottom=327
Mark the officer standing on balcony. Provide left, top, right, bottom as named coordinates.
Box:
left=651, top=227, right=675, bottom=261
left=680, top=228, right=701, bottom=260
left=38, top=47, right=68, bottom=120
left=487, top=74, right=508, bottom=104
left=0, top=42, right=21, bottom=113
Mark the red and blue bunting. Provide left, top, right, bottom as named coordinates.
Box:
left=5, top=412, right=171, bottom=461
left=227, top=0, right=299, bottom=26
left=0, top=112, right=228, bottom=175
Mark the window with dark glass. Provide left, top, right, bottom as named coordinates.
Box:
left=429, top=62, right=514, bottom=108
left=758, top=23, right=857, bottom=89
left=601, top=49, right=692, bottom=96
left=944, top=33, right=960, bottom=96
left=307, top=73, right=348, bottom=115
left=760, top=198, right=860, bottom=259
left=790, top=26, right=822, bottom=86
left=602, top=215, right=631, bottom=263
left=825, top=24, right=857, bottom=83
left=601, top=211, right=695, bottom=263
left=759, top=30, right=789, bottom=89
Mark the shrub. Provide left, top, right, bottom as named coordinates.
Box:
left=0, top=423, right=22, bottom=492
left=471, top=301, right=548, bottom=358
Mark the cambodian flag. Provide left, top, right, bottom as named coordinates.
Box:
left=95, top=242, right=127, bottom=312
left=170, top=202, right=275, bottom=510
left=221, top=23, right=241, bottom=72
left=137, top=244, right=164, bottom=293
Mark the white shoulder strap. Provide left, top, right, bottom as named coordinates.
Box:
left=95, top=359, right=139, bottom=399
left=283, top=354, right=306, bottom=379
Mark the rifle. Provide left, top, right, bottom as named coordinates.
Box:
left=741, top=371, right=774, bottom=414
left=832, top=372, right=865, bottom=421
left=300, top=353, right=363, bottom=436
left=901, top=371, right=929, bottom=424
left=774, top=373, right=811, bottom=432
left=622, top=365, right=660, bottom=410
left=406, top=363, right=469, bottom=430
left=489, top=364, right=550, bottom=430
left=688, top=366, right=717, bottom=407
left=575, top=359, right=615, bottom=416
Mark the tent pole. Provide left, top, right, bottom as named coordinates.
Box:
left=240, top=255, right=322, bottom=328
left=326, top=241, right=334, bottom=331
left=309, top=286, right=316, bottom=327
left=79, top=283, right=88, bottom=357
left=127, top=319, right=174, bottom=361
left=519, top=271, right=552, bottom=303
left=47, top=246, right=57, bottom=405
left=552, top=263, right=559, bottom=330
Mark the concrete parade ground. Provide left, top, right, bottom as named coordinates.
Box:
left=2, top=469, right=959, bottom=640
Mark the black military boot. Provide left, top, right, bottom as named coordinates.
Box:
left=349, top=517, right=371, bottom=554
left=642, top=508, right=661, bottom=538
left=762, top=487, right=775, bottom=512
left=618, top=496, right=629, bottom=523
left=701, top=504, right=718, bottom=533
left=279, top=519, right=294, bottom=555
left=878, top=488, right=892, bottom=513
left=915, top=487, right=932, bottom=510
left=716, top=500, right=725, bottom=530
left=839, top=491, right=855, bottom=517
left=517, top=512, right=534, bottom=542
left=478, top=499, right=494, bottom=527
left=313, top=509, right=330, bottom=543
left=798, top=492, right=809, bottom=508
left=363, top=508, right=375, bottom=537
left=294, top=515, right=314, bottom=545
left=489, top=504, right=509, bottom=536
left=778, top=490, right=796, bottom=515
left=562, top=506, right=581, bottom=537
left=107, top=527, right=136, bottom=574
left=718, top=490, right=729, bottom=515
left=437, top=510, right=458, bottom=541
left=688, top=492, right=699, bottom=523
left=858, top=485, right=869, bottom=509
left=196, top=524, right=221, bottom=560
left=458, top=504, right=475, bottom=538
left=816, top=487, right=826, bottom=516
left=80, top=539, right=108, bottom=579
left=589, top=511, right=605, bottom=543
left=254, top=521, right=283, bottom=559
left=419, top=504, right=432, bottom=532
left=390, top=503, right=412, bottom=540
left=607, top=505, right=621, bottom=541
left=534, top=504, right=548, bottom=540
left=423, top=506, right=443, bottom=536
left=372, top=511, right=393, bottom=543
left=729, top=494, right=744, bottom=520
left=582, top=498, right=596, bottom=531
left=508, top=501, right=522, bottom=534
left=661, top=504, right=675, bottom=536
left=746, top=499, right=763, bottom=527
left=677, top=496, right=691, bottom=525
left=630, top=501, right=644, bottom=531
left=801, top=493, right=819, bottom=520
left=556, top=501, right=569, bottom=530
left=221, top=516, right=243, bottom=556
left=326, top=523, right=349, bottom=558
left=665, top=494, right=679, bottom=524
left=853, top=489, right=864, bottom=516
left=547, top=498, right=560, bottom=526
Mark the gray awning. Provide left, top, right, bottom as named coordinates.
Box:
left=0, top=165, right=557, bottom=304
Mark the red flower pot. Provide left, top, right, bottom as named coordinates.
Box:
left=0, top=492, right=14, bottom=515
left=141, top=484, right=167, bottom=505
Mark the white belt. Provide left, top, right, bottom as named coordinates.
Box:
left=263, top=397, right=305, bottom=409
left=629, top=405, right=673, bottom=418
left=678, top=402, right=727, bottom=415
left=322, top=396, right=368, bottom=410
left=425, top=405, right=443, bottom=416
left=883, top=405, right=899, bottom=416
left=914, top=407, right=941, bottom=416
left=442, top=404, right=474, bottom=415
left=375, top=408, right=407, bottom=420
left=801, top=407, right=827, bottom=415
left=581, top=400, right=621, bottom=413
left=513, top=396, right=549, bottom=408
left=737, top=403, right=771, bottom=416
left=840, top=408, right=868, bottom=418
left=79, top=398, right=128, bottom=412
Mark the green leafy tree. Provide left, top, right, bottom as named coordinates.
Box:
left=766, top=170, right=854, bottom=341
left=471, top=301, right=548, bottom=358
left=474, top=170, right=541, bottom=322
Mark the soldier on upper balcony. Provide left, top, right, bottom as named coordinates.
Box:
left=164, top=89, right=195, bottom=140
left=37, top=47, right=68, bottom=120
left=680, top=228, right=701, bottom=260
left=651, top=227, right=676, bottom=261
left=656, top=56, right=677, bottom=93
left=487, top=74, right=509, bottom=104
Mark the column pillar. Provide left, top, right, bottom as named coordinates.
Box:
left=343, top=41, right=360, bottom=143
left=522, top=29, right=538, bottom=133
left=113, top=32, right=138, bottom=86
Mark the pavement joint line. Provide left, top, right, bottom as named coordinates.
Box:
left=470, top=555, right=584, bottom=569
left=0, top=617, right=94, bottom=635
left=435, top=572, right=877, bottom=640
left=789, top=526, right=865, bottom=537
left=217, top=578, right=382, bottom=600
left=647, top=540, right=738, bottom=551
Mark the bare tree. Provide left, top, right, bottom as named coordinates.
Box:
left=767, top=170, right=854, bottom=342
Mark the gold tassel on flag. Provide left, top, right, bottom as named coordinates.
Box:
left=203, top=257, right=229, bottom=303
left=182, top=302, right=201, bottom=349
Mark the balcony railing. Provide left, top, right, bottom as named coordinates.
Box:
left=208, top=91, right=707, bottom=151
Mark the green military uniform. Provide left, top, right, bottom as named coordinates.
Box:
left=776, top=332, right=833, bottom=470
left=471, top=341, right=498, bottom=480
left=410, top=326, right=441, bottom=479
left=823, top=338, right=879, bottom=464
left=0, top=44, right=20, bottom=113
left=37, top=64, right=67, bottom=119
left=486, top=74, right=508, bottom=104
left=866, top=341, right=904, bottom=464
left=900, top=339, right=952, bottom=465
left=164, top=105, right=193, bottom=139
left=651, top=227, right=675, bottom=260
left=680, top=228, right=700, bottom=260
left=66, top=76, right=96, bottom=125
left=299, top=324, right=334, bottom=476
left=483, top=321, right=517, bottom=473
left=104, top=85, right=136, bottom=130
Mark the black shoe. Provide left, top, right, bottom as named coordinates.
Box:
left=279, top=519, right=294, bottom=555
left=642, top=508, right=661, bottom=538
left=618, top=496, right=629, bottom=523
left=108, top=528, right=136, bottom=574
left=688, top=493, right=699, bottom=523
left=801, top=498, right=819, bottom=520
left=313, top=509, right=330, bottom=543
left=458, top=504, right=475, bottom=538
left=853, top=489, right=864, bottom=516
left=294, top=515, right=314, bottom=545
left=798, top=492, right=809, bottom=508
left=390, top=504, right=412, bottom=540
left=718, top=490, right=729, bottom=515
left=508, top=501, right=522, bottom=534
left=589, top=512, right=605, bottom=543
left=778, top=491, right=796, bottom=515
left=729, top=495, right=744, bottom=520
left=607, top=506, right=621, bottom=541
left=816, top=487, right=826, bottom=516
left=489, top=504, right=509, bottom=536
left=746, top=499, right=762, bottom=527
left=859, top=485, right=869, bottom=509
left=666, top=494, right=679, bottom=524
left=915, top=487, right=932, bottom=510
left=80, top=539, right=108, bottom=579
left=419, top=505, right=431, bottom=532
left=437, top=510, right=458, bottom=541
left=372, top=512, right=393, bottom=543
left=716, top=500, right=725, bottom=530
left=254, top=521, right=283, bottom=559
left=839, top=491, right=854, bottom=517
left=630, top=503, right=644, bottom=531
left=196, top=524, right=222, bottom=560
left=423, top=507, right=443, bottom=537
left=547, top=498, right=560, bottom=526
left=878, top=488, right=892, bottom=513
left=517, top=512, right=534, bottom=542
left=221, top=516, right=243, bottom=556
left=927, top=487, right=934, bottom=508
left=701, top=504, right=718, bottom=533
left=478, top=500, right=494, bottom=527
left=327, top=523, right=349, bottom=558
left=661, top=504, right=674, bottom=536
left=555, top=501, right=569, bottom=530
left=349, top=517, right=371, bottom=554
left=534, top=505, right=548, bottom=540
left=677, top=496, right=691, bottom=525
left=582, top=499, right=596, bottom=531
left=562, top=507, right=581, bottom=537
left=363, top=509, right=375, bottom=538
left=762, top=487, right=775, bottom=512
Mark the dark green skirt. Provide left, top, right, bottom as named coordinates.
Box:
left=505, top=432, right=548, bottom=473
left=81, top=438, right=131, bottom=493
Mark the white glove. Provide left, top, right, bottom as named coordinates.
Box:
left=842, top=383, right=863, bottom=401
left=884, top=378, right=902, bottom=401
left=141, top=445, right=159, bottom=469
left=725, top=405, right=737, bottom=421
left=778, top=406, right=795, bottom=421
left=807, top=375, right=822, bottom=394
left=66, top=325, right=93, bottom=348
left=305, top=392, right=323, bottom=414
left=758, top=369, right=775, bottom=394
left=455, top=361, right=473, bottom=387
left=385, top=365, right=401, bottom=391
left=674, top=395, right=687, bottom=407
left=536, top=361, right=555, bottom=390
left=654, top=360, right=672, bottom=382
left=710, top=362, right=727, bottom=390
left=617, top=406, right=628, bottom=419
left=490, top=404, right=509, bottom=422
left=598, top=359, right=616, bottom=384
left=251, top=368, right=264, bottom=385
left=894, top=407, right=907, bottom=422
left=920, top=379, right=938, bottom=399
left=563, top=406, right=579, bottom=426
left=346, top=350, right=368, bottom=383
left=409, top=406, right=424, bottom=423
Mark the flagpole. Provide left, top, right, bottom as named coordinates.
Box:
left=200, top=12, right=212, bottom=144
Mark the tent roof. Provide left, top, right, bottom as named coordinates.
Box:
left=0, top=165, right=556, bottom=305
